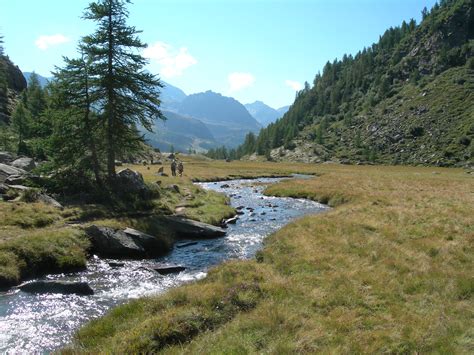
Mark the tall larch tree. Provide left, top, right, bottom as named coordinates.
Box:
left=82, top=0, right=164, bottom=182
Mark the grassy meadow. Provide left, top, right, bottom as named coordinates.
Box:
left=0, top=156, right=317, bottom=287
left=65, top=160, right=473, bottom=353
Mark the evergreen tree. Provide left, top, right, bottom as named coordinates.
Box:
left=50, top=53, right=104, bottom=186
left=11, top=102, right=32, bottom=154
left=82, top=0, right=164, bottom=182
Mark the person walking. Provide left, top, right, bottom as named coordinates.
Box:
left=171, top=159, right=177, bottom=177
left=177, top=160, right=184, bottom=177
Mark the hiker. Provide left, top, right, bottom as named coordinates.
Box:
left=171, top=159, right=177, bottom=176
left=177, top=160, right=184, bottom=177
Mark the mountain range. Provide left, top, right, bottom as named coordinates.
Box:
left=244, top=101, right=289, bottom=127
left=20, top=73, right=282, bottom=152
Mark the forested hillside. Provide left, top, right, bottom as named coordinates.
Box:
left=235, top=0, right=474, bottom=166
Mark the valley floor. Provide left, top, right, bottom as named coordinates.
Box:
left=66, top=159, right=473, bottom=353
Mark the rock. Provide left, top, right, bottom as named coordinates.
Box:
left=37, top=193, right=63, bottom=209
left=224, top=216, right=238, bottom=224
left=246, top=207, right=254, bottom=211
left=86, top=225, right=169, bottom=259
left=114, top=160, right=123, bottom=166
left=150, top=263, right=186, bottom=275
left=166, top=184, right=180, bottom=193
left=0, top=151, right=13, bottom=164
left=175, top=206, right=186, bottom=215
left=6, top=184, right=30, bottom=191
left=11, top=157, right=36, bottom=171
left=157, top=172, right=169, bottom=177
left=5, top=174, right=26, bottom=185
left=260, top=212, right=266, bottom=215
left=18, top=281, right=94, bottom=295
left=236, top=206, right=244, bottom=210
left=176, top=241, right=198, bottom=248
left=116, top=168, right=148, bottom=194
left=108, top=262, right=125, bottom=268
left=236, top=210, right=244, bottom=215
left=0, top=163, right=26, bottom=183
left=85, top=225, right=145, bottom=258
left=122, top=228, right=167, bottom=256
left=157, top=167, right=164, bottom=173
left=168, top=153, right=175, bottom=160
left=220, top=184, right=230, bottom=188
left=159, top=215, right=226, bottom=239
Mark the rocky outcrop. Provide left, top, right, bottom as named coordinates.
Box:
left=0, top=163, right=26, bottom=183
left=17, top=280, right=94, bottom=295
left=85, top=225, right=170, bottom=258
left=0, top=151, right=13, bottom=164
left=11, top=157, right=35, bottom=171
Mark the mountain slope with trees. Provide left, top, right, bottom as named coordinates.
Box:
left=237, top=0, right=474, bottom=166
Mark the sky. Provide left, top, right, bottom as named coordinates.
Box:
left=0, top=0, right=437, bottom=109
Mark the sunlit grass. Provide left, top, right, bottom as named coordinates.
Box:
left=69, top=161, right=474, bottom=353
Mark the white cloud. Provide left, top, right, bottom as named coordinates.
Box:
left=228, top=72, right=255, bottom=92
left=35, top=34, right=70, bottom=50
left=285, top=79, right=303, bottom=91
left=144, top=41, right=197, bottom=78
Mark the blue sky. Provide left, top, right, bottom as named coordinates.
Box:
left=1, top=0, right=437, bottom=108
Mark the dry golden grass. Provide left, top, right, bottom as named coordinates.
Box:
left=71, top=161, right=474, bottom=353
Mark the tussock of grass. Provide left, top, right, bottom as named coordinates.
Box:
left=0, top=228, right=89, bottom=287
left=0, top=202, right=63, bottom=229
left=71, top=162, right=474, bottom=353
left=69, top=261, right=279, bottom=353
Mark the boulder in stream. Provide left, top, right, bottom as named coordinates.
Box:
left=85, top=225, right=146, bottom=258
left=149, top=263, right=186, bottom=275
left=18, top=280, right=94, bottom=295
left=159, top=215, right=226, bottom=239
left=85, top=225, right=169, bottom=258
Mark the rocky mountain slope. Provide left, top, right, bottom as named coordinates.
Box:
left=239, top=0, right=474, bottom=167
left=0, top=56, right=27, bottom=123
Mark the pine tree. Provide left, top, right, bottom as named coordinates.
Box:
left=82, top=0, right=164, bottom=182
left=11, top=102, right=32, bottom=154
left=50, top=53, right=104, bottom=186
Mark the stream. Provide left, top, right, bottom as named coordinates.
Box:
left=0, top=176, right=328, bottom=353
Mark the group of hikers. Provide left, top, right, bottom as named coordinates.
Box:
left=170, top=159, right=184, bottom=177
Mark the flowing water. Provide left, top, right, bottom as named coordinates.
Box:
left=0, top=176, right=328, bottom=353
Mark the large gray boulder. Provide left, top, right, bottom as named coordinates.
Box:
left=159, top=216, right=226, bottom=239
left=18, top=280, right=94, bottom=295
left=11, top=157, right=36, bottom=171
left=116, top=168, right=148, bottom=193
left=0, top=163, right=26, bottom=183
left=122, top=228, right=169, bottom=256
left=85, top=225, right=169, bottom=258
left=85, top=225, right=145, bottom=258
left=0, top=152, right=14, bottom=164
